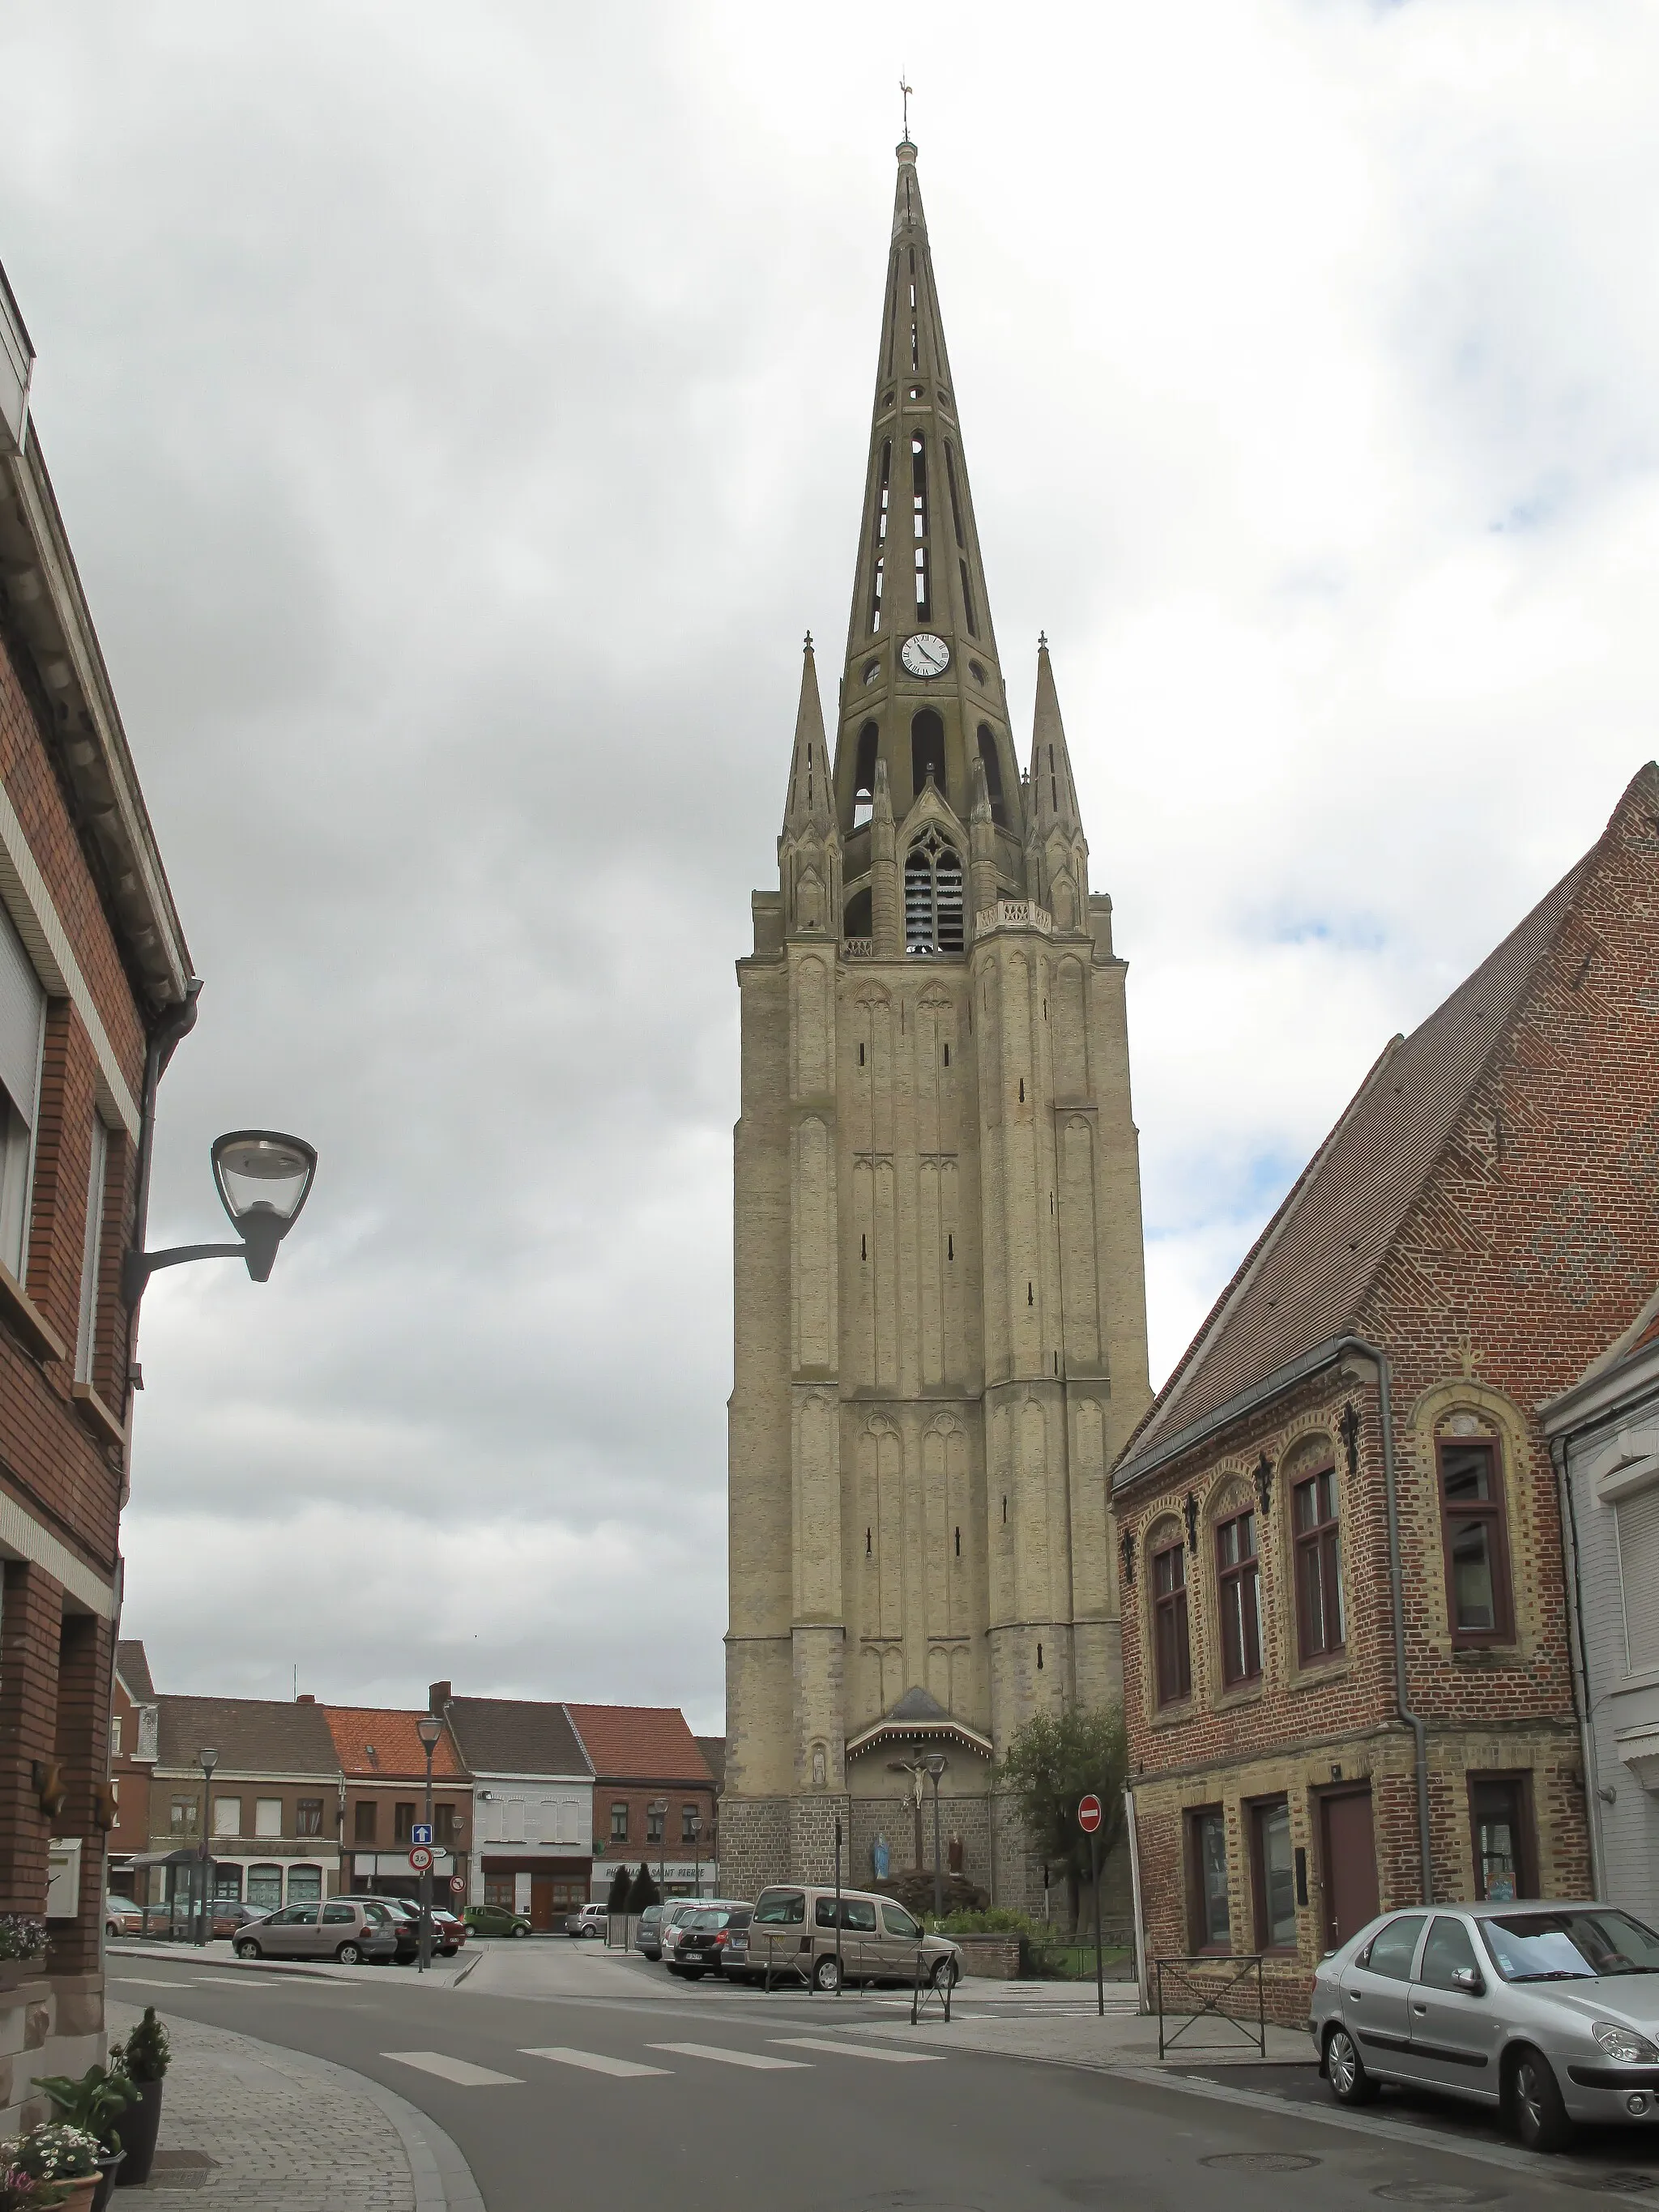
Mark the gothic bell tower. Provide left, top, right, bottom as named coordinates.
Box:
left=723, top=136, right=1151, bottom=1906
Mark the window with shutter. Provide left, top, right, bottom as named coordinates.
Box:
left=504, top=1798, right=526, bottom=1844
left=1617, top=1482, right=1659, bottom=1675
left=75, top=1116, right=109, bottom=1383
left=0, top=907, right=44, bottom=1280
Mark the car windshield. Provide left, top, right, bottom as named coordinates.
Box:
left=687, top=1910, right=729, bottom=1930
left=1480, top=1909, right=1659, bottom=1983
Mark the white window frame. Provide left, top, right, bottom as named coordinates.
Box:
left=211, top=1795, right=243, bottom=1838
left=75, top=1115, right=109, bottom=1384
left=254, top=1796, right=283, bottom=1839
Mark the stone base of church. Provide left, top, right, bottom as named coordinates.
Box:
left=719, top=1788, right=1088, bottom=1917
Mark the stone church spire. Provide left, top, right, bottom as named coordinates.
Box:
left=1024, top=635, right=1090, bottom=927
left=778, top=635, right=838, bottom=935
left=831, top=137, right=1024, bottom=892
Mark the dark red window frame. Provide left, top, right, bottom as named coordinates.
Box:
left=1151, top=1536, right=1191, bottom=1707
left=1293, top=1465, right=1344, bottom=1663
left=1216, top=1507, right=1261, bottom=1687
left=1437, top=1437, right=1515, bottom=1647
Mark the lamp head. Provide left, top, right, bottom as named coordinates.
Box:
left=923, top=1752, right=948, bottom=1780
left=200, top=1746, right=219, bottom=1778
left=211, top=1131, right=318, bottom=1281
left=416, top=1714, right=444, bottom=1752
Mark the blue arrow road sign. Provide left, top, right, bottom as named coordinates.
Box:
left=411, top=1823, right=433, bottom=1846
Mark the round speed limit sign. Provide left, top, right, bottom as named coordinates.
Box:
left=407, top=1845, right=433, bottom=1873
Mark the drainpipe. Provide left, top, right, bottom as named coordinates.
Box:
left=117, top=978, right=202, bottom=1502
left=1345, top=1336, right=1432, bottom=1905
left=1551, top=1432, right=1607, bottom=1898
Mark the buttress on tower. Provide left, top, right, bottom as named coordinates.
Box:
left=722, top=137, right=1151, bottom=1905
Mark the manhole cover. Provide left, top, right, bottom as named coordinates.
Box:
left=1374, top=2187, right=1499, bottom=2206
left=1201, top=2153, right=1322, bottom=2172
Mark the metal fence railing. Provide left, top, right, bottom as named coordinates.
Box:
left=1154, top=1954, right=1266, bottom=2059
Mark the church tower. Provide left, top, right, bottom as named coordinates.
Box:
left=723, top=136, right=1151, bottom=1906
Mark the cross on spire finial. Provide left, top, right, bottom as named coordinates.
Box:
left=899, top=74, right=914, bottom=140
left=1038, top=629, right=1048, bottom=650
left=804, top=629, right=813, bottom=652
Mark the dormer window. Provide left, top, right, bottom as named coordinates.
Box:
left=905, top=829, right=964, bottom=955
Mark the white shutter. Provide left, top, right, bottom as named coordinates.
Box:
left=0, top=906, right=43, bottom=1126
left=1618, top=1485, right=1659, bottom=1674
left=557, top=1801, right=578, bottom=1846
left=524, top=1801, right=543, bottom=1845
left=504, top=1798, right=526, bottom=1845
left=480, top=1798, right=502, bottom=1845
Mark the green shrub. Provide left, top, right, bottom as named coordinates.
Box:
left=109, top=2006, right=170, bottom=2085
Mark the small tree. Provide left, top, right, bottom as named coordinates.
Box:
left=626, top=1862, right=659, bottom=1914
left=998, top=1704, right=1128, bottom=1933
left=605, top=1865, right=630, bottom=1914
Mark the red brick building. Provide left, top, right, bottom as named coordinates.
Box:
left=106, top=1639, right=158, bottom=1901
left=326, top=1702, right=471, bottom=1903
left=0, top=260, right=194, bottom=2128
left=570, top=1704, right=718, bottom=1901
left=1113, top=768, right=1659, bottom=2022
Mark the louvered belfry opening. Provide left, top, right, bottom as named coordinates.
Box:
left=904, top=828, right=964, bottom=954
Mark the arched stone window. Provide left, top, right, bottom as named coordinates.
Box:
left=853, top=720, right=879, bottom=827
left=904, top=829, right=964, bottom=954
left=911, top=708, right=946, bottom=801
left=977, top=724, right=1009, bottom=827
left=842, top=885, right=872, bottom=939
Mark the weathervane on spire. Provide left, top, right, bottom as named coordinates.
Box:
left=899, top=74, right=914, bottom=140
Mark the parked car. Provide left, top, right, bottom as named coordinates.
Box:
left=104, top=1896, right=142, bottom=1938
left=463, top=1902, right=533, bottom=1938
left=354, top=1895, right=423, bottom=1964
left=634, top=1903, right=665, bottom=1959
left=659, top=1899, right=746, bottom=1968
left=737, top=1885, right=963, bottom=1994
left=668, top=1906, right=753, bottom=1980
left=211, top=1901, right=266, bottom=1938
left=233, top=1899, right=398, bottom=1965
left=430, top=1909, right=467, bottom=1955
left=1311, top=1899, right=1659, bottom=2152
left=564, top=1903, right=610, bottom=1940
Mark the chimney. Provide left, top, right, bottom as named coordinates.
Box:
left=296, top=1692, right=315, bottom=1705
left=429, top=1680, right=452, bottom=1715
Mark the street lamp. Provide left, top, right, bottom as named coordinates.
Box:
left=123, top=1131, right=317, bottom=1304
left=196, top=1747, right=219, bottom=1947
left=649, top=1798, right=669, bottom=1893
left=416, top=1712, right=443, bottom=1974
left=923, top=1753, right=949, bottom=1926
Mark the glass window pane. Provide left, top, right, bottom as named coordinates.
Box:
left=1199, top=1812, right=1229, bottom=1946
left=1365, top=1915, right=1427, bottom=1980
left=1260, top=1805, right=1295, bottom=1948
left=287, top=1865, right=321, bottom=1903
left=247, top=1865, right=284, bottom=1911
left=1419, top=1915, right=1479, bottom=1988
left=1442, top=1443, right=1493, bottom=1502
left=1450, top=1521, right=1497, bottom=1630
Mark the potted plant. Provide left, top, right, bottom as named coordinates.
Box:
left=0, top=2152, right=68, bottom=2209
left=0, top=1916, right=47, bottom=1992
left=29, top=2070, right=136, bottom=2212
left=9, top=2125, right=103, bottom=2212
left=105, top=2010, right=168, bottom=2191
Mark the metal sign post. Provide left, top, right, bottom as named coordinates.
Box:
left=834, top=1815, right=842, bottom=1997
left=1077, top=1793, right=1104, bottom=2019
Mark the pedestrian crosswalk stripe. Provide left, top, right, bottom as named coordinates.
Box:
left=770, top=2038, right=944, bottom=2064
left=519, top=2048, right=671, bottom=2078
left=647, top=2042, right=809, bottom=2071
left=111, top=1977, right=191, bottom=1988
left=382, top=2051, right=522, bottom=2086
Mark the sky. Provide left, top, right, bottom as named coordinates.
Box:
left=1, top=1, right=1656, bottom=1735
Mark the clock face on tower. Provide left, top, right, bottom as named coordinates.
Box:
left=900, top=632, right=951, bottom=680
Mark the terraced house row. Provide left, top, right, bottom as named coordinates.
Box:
left=106, top=1652, right=718, bottom=1929
left=1115, top=767, right=1659, bottom=2022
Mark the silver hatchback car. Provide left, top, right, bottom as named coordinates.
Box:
left=1311, top=1899, right=1659, bottom=2152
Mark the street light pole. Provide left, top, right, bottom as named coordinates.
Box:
left=196, top=1748, right=218, bottom=1946
left=416, top=1715, right=443, bottom=1974
left=688, top=1810, right=702, bottom=1898
left=923, top=1754, right=948, bottom=1926
left=648, top=1798, right=667, bottom=1894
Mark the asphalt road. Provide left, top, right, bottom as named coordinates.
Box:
left=105, top=1941, right=1618, bottom=2212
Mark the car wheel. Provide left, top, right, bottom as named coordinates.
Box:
left=583, top=1924, right=600, bottom=1939
left=1324, top=2025, right=1379, bottom=2107
left=234, top=1939, right=261, bottom=1960
left=1510, top=2046, right=1575, bottom=2153
left=929, top=1954, right=960, bottom=1992
left=510, top=1924, right=527, bottom=1938
left=336, top=1941, right=364, bottom=1965
left=813, top=1953, right=842, bottom=1994
left=105, top=1921, right=119, bottom=1937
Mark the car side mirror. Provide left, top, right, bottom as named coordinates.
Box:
left=1452, top=1966, right=1485, bottom=1996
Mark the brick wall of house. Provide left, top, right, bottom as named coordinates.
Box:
left=597, top=1784, right=715, bottom=1860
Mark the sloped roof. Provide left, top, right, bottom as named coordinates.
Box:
left=323, top=1706, right=467, bottom=1781
left=565, top=1704, right=713, bottom=1786
left=1119, top=831, right=1598, bottom=1482
left=441, top=1697, right=591, bottom=1779
left=115, top=1640, right=155, bottom=1702
left=156, top=1695, right=340, bottom=1777
left=695, top=1736, right=726, bottom=1792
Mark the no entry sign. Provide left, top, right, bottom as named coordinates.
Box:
left=1077, top=1793, right=1103, bottom=1834
left=407, top=1845, right=434, bottom=1873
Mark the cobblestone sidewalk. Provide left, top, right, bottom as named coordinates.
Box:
left=105, top=2001, right=480, bottom=2212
